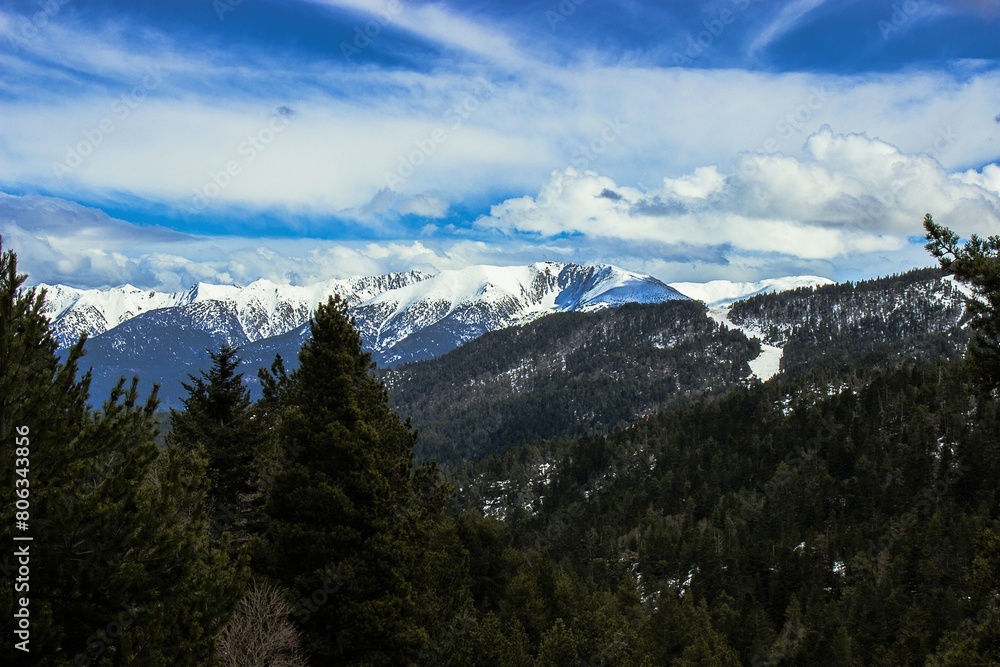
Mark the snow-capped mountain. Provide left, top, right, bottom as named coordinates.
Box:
left=44, top=262, right=687, bottom=407
left=668, top=276, right=835, bottom=308
left=40, top=271, right=432, bottom=348
left=351, top=262, right=686, bottom=366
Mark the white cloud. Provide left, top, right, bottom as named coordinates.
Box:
left=477, top=129, right=1000, bottom=263
left=662, top=166, right=727, bottom=200
left=955, top=163, right=1000, bottom=196
left=0, top=193, right=460, bottom=290
left=1, top=7, right=999, bottom=231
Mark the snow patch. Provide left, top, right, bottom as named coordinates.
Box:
left=709, top=307, right=783, bottom=381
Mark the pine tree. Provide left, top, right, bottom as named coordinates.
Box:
left=924, top=213, right=1000, bottom=390
left=171, top=344, right=263, bottom=541
left=0, top=237, right=243, bottom=665
left=256, top=295, right=429, bottom=664
left=671, top=601, right=742, bottom=667
left=0, top=235, right=91, bottom=661
left=536, top=618, right=581, bottom=667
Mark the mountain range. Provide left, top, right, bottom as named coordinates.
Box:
left=39, top=261, right=734, bottom=407
left=35, top=263, right=971, bottom=461
left=40, top=262, right=963, bottom=422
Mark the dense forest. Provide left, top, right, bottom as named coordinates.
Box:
left=384, top=300, right=758, bottom=463
left=1, top=217, right=998, bottom=666
left=729, top=267, right=970, bottom=376
left=388, top=267, right=972, bottom=464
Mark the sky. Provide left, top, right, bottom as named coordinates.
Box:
left=1, top=0, right=999, bottom=290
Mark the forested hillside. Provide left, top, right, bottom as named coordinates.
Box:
left=729, top=268, right=970, bottom=375
left=448, top=359, right=1000, bottom=665
left=384, top=301, right=758, bottom=463
left=389, top=268, right=971, bottom=464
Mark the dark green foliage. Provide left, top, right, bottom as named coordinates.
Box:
left=453, top=357, right=999, bottom=666
left=385, top=300, right=759, bottom=463
left=171, top=344, right=265, bottom=541
left=0, top=237, right=242, bottom=666
left=254, top=295, right=437, bottom=664
left=729, top=266, right=968, bottom=376
left=4, top=218, right=999, bottom=665
left=925, top=213, right=1000, bottom=392
left=387, top=271, right=970, bottom=466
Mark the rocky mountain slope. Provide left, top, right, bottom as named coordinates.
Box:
left=45, top=262, right=688, bottom=407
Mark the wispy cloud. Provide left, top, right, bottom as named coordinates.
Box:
left=748, top=0, right=830, bottom=57
left=305, top=0, right=533, bottom=69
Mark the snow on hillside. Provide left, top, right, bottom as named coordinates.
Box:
left=669, top=276, right=834, bottom=307
left=37, top=283, right=192, bottom=346
left=38, top=263, right=684, bottom=358
left=663, top=275, right=838, bottom=382
left=353, top=262, right=687, bottom=363
left=40, top=272, right=432, bottom=348
left=707, top=308, right=783, bottom=382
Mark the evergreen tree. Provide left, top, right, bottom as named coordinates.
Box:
left=924, top=213, right=1000, bottom=390
left=0, top=235, right=91, bottom=661
left=535, top=618, right=581, bottom=667
left=0, top=237, right=243, bottom=665
left=256, top=295, right=430, bottom=664
left=671, top=601, right=741, bottom=667
left=171, top=344, right=263, bottom=541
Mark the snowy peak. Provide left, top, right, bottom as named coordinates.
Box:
left=668, top=276, right=835, bottom=308
left=38, top=282, right=191, bottom=346
left=40, top=270, right=433, bottom=348
left=40, top=263, right=682, bottom=360
left=555, top=263, right=683, bottom=310
left=351, top=262, right=687, bottom=362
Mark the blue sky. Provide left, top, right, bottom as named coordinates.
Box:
left=1, top=0, right=999, bottom=289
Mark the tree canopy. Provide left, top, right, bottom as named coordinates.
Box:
left=924, top=212, right=1000, bottom=391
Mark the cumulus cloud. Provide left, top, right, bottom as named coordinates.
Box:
left=477, top=129, right=1000, bottom=263
left=955, top=163, right=1000, bottom=196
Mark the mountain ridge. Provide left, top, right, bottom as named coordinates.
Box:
left=48, top=261, right=692, bottom=407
